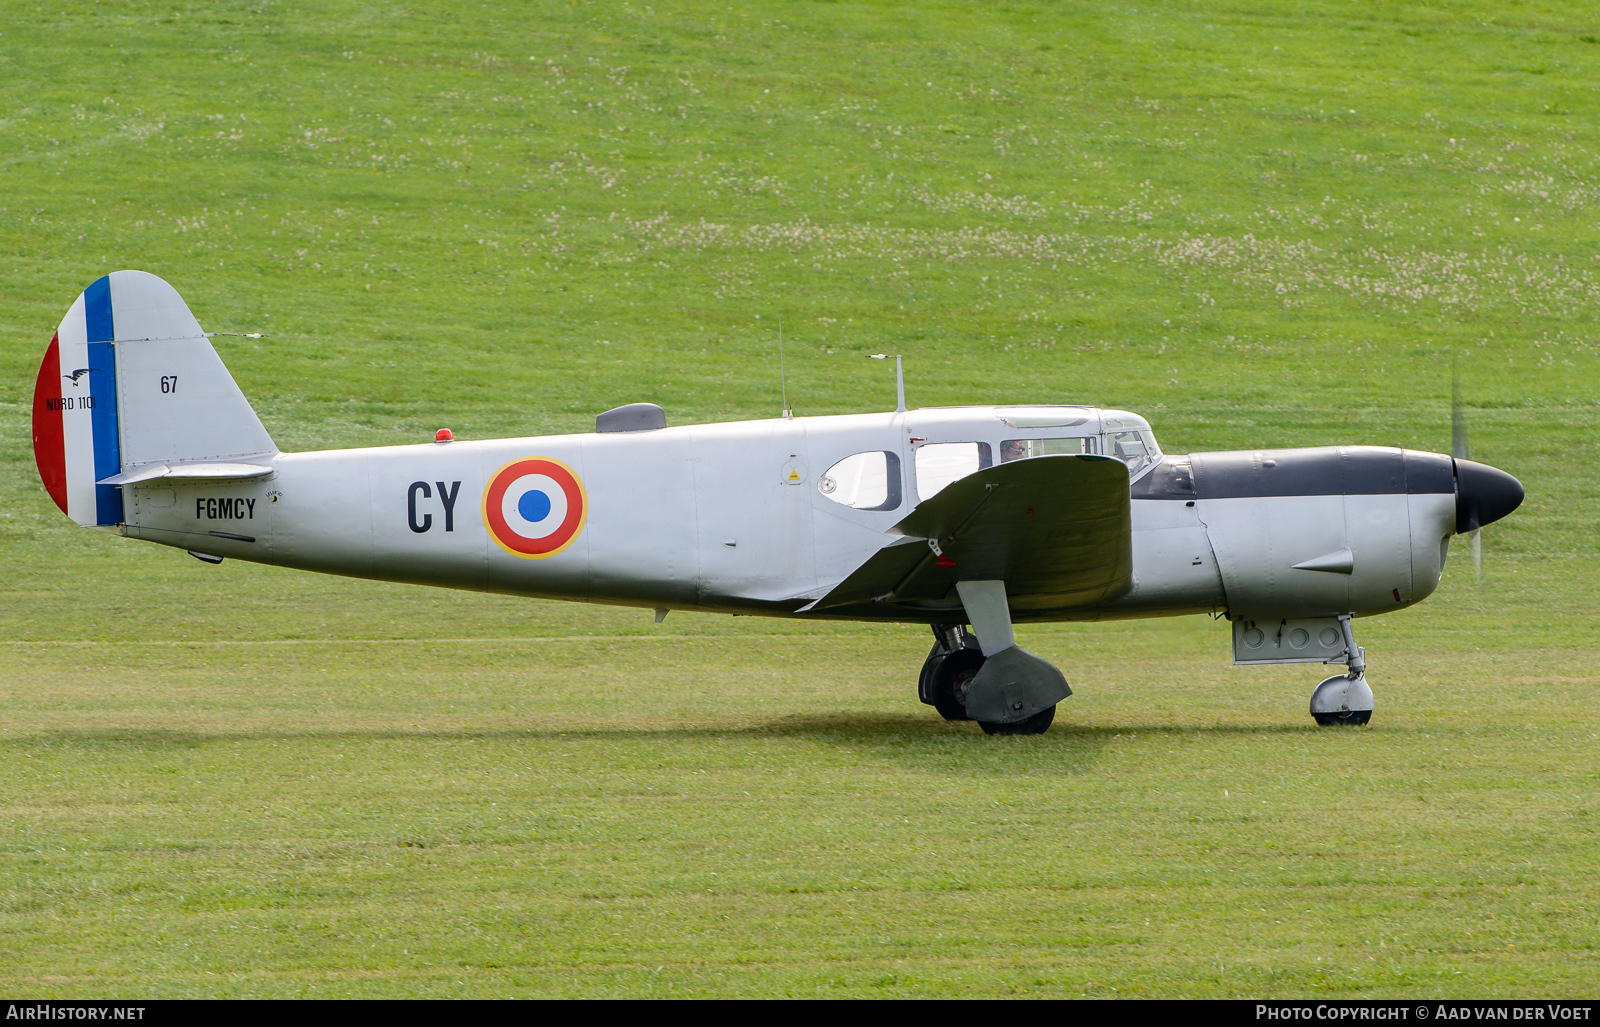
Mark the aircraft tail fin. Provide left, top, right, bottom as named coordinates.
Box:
left=31, top=271, right=277, bottom=527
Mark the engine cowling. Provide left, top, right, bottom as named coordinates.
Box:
left=1186, top=446, right=1495, bottom=620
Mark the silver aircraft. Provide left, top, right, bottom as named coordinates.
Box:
left=32, top=272, right=1525, bottom=734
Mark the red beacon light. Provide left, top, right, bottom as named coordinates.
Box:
left=434, top=428, right=454, bottom=443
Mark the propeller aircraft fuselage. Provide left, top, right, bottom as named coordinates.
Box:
left=32, top=272, right=1526, bottom=733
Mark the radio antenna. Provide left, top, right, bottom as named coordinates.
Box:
left=779, top=314, right=791, bottom=419
left=867, top=354, right=907, bottom=412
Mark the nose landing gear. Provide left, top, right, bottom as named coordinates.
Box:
left=1311, top=673, right=1374, bottom=726
left=1311, top=615, right=1375, bottom=726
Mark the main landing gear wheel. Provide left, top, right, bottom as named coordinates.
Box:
left=978, top=705, right=1056, bottom=735
left=919, top=623, right=1064, bottom=735
left=924, top=646, right=985, bottom=722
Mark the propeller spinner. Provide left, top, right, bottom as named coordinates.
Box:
left=1452, top=361, right=1524, bottom=583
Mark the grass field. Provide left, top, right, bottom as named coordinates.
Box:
left=2, top=0, right=1598, bottom=998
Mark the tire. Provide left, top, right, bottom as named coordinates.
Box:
left=1313, top=709, right=1372, bottom=727
left=925, top=647, right=986, bottom=721
left=916, top=642, right=944, bottom=707
left=979, top=704, right=1056, bottom=736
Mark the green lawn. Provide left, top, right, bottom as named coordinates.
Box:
left=1, top=0, right=1597, bottom=997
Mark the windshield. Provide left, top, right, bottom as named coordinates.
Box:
left=1106, top=429, right=1161, bottom=476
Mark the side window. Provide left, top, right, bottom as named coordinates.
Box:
left=999, top=437, right=1092, bottom=463
left=818, top=451, right=903, bottom=511
left=915, top=442, right=991, bottom=500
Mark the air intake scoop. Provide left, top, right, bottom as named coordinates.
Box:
left=1292, top=549, right=1354, bottom=575
left=596, top=403, right=666, bottom=434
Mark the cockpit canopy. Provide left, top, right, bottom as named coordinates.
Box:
left=996, top=406, right=1161, bottom=479
left=814, top=405, right=1163, bottom=513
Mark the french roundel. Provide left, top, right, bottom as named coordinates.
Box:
left=482, top=457, right=587, bottom=558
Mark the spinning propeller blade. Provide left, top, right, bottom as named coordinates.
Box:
left=1452, top=359, right=1483, bottom=586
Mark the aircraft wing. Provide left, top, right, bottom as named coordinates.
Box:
left=811, top=454, right=1133, bottom=615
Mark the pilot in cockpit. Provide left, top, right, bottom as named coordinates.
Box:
left=999, top=437, right=1091, bottom=463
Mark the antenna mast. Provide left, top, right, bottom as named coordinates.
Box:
left=779, top=314, right=791, bottom=419
left=867, top=354, right=907, bottom=413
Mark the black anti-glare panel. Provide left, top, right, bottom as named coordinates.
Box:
left=1186, top=446, right=1455, bottom=500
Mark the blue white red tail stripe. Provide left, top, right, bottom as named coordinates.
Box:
left=84, top=275, right=114, bottom=344
left=34, top=275, right=124, bottom=526
left=84, top=277, right=123, bottom=525
left=31, top=334, right=68, bottom=514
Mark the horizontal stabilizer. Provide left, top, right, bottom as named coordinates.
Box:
left=813, top=454, right=1133, bottom=615
left=99, top=461, right=275, bottom=486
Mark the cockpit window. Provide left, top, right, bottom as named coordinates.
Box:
left=915, top=442, right=992, bottom=499
left=818, top=451, right=902, bottom=511
left=1108, top=430, right=1162, bottom=475
left=999, top=437, right=1093, bottom=463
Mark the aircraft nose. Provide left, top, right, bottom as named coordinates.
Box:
left=1455, top=458, right=1524, bottom=533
